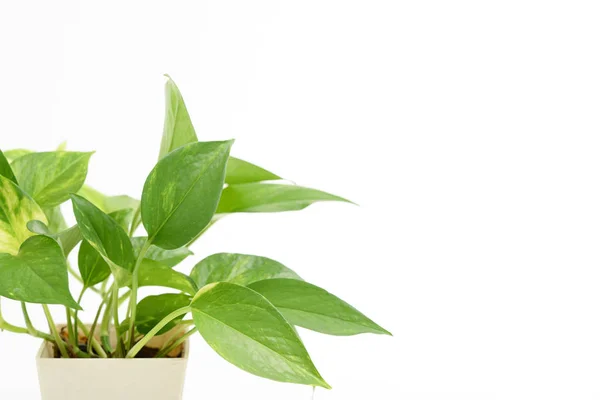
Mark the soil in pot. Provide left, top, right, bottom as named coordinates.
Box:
left=54, top=326, right=184, bottom=359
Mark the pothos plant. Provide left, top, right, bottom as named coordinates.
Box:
left=0, top=76, right=390, bottom=389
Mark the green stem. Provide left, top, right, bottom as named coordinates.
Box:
left=0, top=300, right=53, bottom=341
left=155, top=328, right=196, bottom=358
left=42, top=305, right=69, bottom=358
left=126, top=306, right=191, bottom=358
left=68, top=264, right=101, bottom=295
left=74, top=315, right=107, bottom=358
left=66, top=308, right=76, bottom=347
left=112, top=284, right=124, bottom=357
left=100, top=289, right=114, bottom=354
left=118, top=289, right=131, bottom=306
left=20, top=302, right=37, bottom=336
left=129, top=206, right=142, bottom=237
left=100, top=279, right=109, bottom=296
left=127, top=239, right=151, bottom=350
left=87, top=299, right=106, bottom=354
left=73, top=288, right=86, bottom=347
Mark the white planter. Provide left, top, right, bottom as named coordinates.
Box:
left=36, top=327, right=189, bottom=400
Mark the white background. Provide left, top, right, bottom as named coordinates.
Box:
left=1, top=1, right=600, bottom=399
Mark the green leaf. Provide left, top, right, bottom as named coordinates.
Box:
left=158, top=75, right=198, bottom=160
left=191, top=282, right=329, bottom=388
left=135, top=293, right=191, bottom=335
left=225, top=157, right=281, bottom=185
left=78, top=240, right=110, bottom=287
left=26, top=220, right=51, bottom=236
left=71, top=194, right=134, bottom=286
left=137, top=259, right=197, bottom=294
left=0, top=175, right=47, bottom=255
left=104, top=196, right=140, bottom=214
left=0, top=235, right=80, bottom=309
left=77, top=185, right=140, bottom=214
left=26, top=220, right=81, bottom=257
left=142, top=140, right=234, bottom=250
left=56, top=225, right=82, bottom=257
left=0, top=150, right=17, bottom=184
left=77, top=185, right=107, bottom=210
left=190, top=253, right=301, bottom=288
left=109, top=208, right=134, bottom=232
left=43, top=206, right=68, bottom=233
left=12, top=151, right=93, bottom=208
left=217, top=183, right=352, bottom=214
left=3, top=149, right=32, bottom=162
left=131, top=237, right=193, bottom=268
left=248, top=279, right=391, bottom=336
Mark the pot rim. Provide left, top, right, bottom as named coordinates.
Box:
left=36, top=323, right=190, bottom=361
left=36, top=339, right=190, bottom=361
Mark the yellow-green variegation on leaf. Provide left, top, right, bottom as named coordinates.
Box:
left=142, top=140, right=233, bottom=249
left=2, top=149, right=31, bottom=162
left=12, top=151, right=93, bottom=208
left=0, top=175, right=47, bottom=255
left=0, top=149, right=17, bottom=184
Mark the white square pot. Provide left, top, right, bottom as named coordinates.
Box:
left=36, top=327, right=189, bottom=400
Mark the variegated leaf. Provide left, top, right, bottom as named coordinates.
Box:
left=158, top=75, right=198, bottom=160
left=12, top=151, right=93, bottom=208
left=0, top=175, right=47, bottom=255
left=0, top=150, right=17, bottom=184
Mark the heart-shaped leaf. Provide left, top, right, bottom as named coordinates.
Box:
left=158, top=75, right=198, bottom=160
left=12, top=151, right=93, bottom=208
left=137, top=259, right=197, bottom=294
left=217, top=183, right=352, bottom=214
left=225, top=157, right=281, bottom=185
left=142, top=140, right=233, bottom=250
left=71, top=194, right=134, bottom=286
left=190, top=253, right=301, bottom=288
left=248, top=279, right=391, bottom=336
left=0, top=150, right=17, bottom=184
left=135, top=293, right=191, bottom=335
left=0, top=235, right=80, bottom=309
left=131, top=237, right=192, bottom=268
left=0, top=175, right=47, bottom=255
left=191, top=282, right=330, bottom=388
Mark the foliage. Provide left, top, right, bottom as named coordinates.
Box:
left=0, top=76, right=389, bottom=390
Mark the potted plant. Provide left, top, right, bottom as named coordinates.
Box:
left=0, top=76, right=391, bottom=400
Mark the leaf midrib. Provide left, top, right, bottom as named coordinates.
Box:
left=148, top=144, right=226, bottom=243
left=193, top=305, right=320, bottom=379
left=19, top=252, right=69, bottom=302
left=276, top=306, right=381, bottom=332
